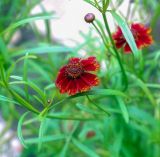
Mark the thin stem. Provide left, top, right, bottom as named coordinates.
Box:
left=93, top=0, right=102, bottom=11
left=48, top=98, right=67, bottom=111
left=92, top=22, right=108, bottom=48
left=86, top=95, right=110, bottom=116
left=102, top=13, right=128, bottom=91
left=92, top=22, right=116, bottom=57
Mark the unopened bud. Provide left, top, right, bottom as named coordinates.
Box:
left=84, top=13, right=95, bottom=23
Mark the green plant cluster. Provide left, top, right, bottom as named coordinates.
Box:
left=0, top=0, right=159, bottom=157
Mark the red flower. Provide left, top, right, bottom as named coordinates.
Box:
left=55, top=56, right=100, bottom=95
left=112, top=23, right=153, bottom=53
left=86, top=131, right=96, bottom=138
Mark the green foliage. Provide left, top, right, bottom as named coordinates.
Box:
left=0, top=0, right=159, bottom=157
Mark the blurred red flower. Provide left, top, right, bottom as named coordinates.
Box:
left=112, top=23, right=153, bottom=53
left=86, top=131, right=96, bottom=138
left=55, top=56, right=100, bottom=95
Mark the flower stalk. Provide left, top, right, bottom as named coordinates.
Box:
left=102, top=13, right=128, bottom=90
left=84, top=1, right=128, bottom=90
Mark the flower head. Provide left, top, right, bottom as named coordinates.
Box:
left=112, top=23, right=153, bottom=53
left=84, top=13, right=95, bottom=23
left=55, top=56, right=100, bottom=95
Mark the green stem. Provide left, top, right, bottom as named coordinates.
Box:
left=92, top=22, right=114, bottom=55
left=86, top=95, right=110, bottom=116
left=92, top=22, right=108, bottom=48
left=93, top=0, right=102, bottom=11
left=102, top=13, right=128, bottom=91
left=92, top=22, right=116, bottom=57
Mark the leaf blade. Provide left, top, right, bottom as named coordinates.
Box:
left=109, top=11, right=139, bottom=58
left=116, top=96, right=129, bottom=123
left=17, top=111, right=30, bottom=148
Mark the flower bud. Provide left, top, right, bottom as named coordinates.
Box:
left=84, top=13, right=95, bottom=23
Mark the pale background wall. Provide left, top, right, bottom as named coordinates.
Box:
left=31, top=0, right=133, bottom=46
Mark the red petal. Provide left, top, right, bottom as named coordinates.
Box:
left=112, top=27, right=123, bottom=40
left=81, top=72, right=99, bottom=87
left=135, top=39, right=143, bottom=49
left=131, top=23, right=153, bottom=48
left=60, top=79, right=72, bottom=94
left=56, top=72, right=66, bottom=85
left=67, top=79, right=78, bottom=95
left=81, top=56, right=100, bottom=72
left=58, top=78, right=69, bottom=93
left=124, top=44, right=132, bottom=53
left=69, top=57, right=81, bottom=63
left=59, top=66, right=67, bottom=73
left=112, top=27, right=126, bottom=50
left=55, top=66, right=67, bottom=85
left=137, top=34, right=153, bottom=47
left=131, top=23, right=149, bottom=34
left=131, top=23, right=143, bottom=30
left=75, top=77, right=90, bottom=93
left=115, top=38, right=126, bottom=48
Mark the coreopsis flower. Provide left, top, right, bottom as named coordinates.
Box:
left=112, top=23, right=153, bottom=53
left=55, top=56, right=100, bottom=95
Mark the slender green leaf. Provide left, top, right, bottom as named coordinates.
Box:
left=9, top=90, right=39, bottom=113
left=60, top=122, right=79, bottom=157
left=116, top=96, right=129, bottom=123
left=23, top=53, right=29, bottom=100
left=147, top=84, right=160, bottom=89
left=29, top=61, right=51, bottom=82
left=25, top=135, right=66, bottom=144
left=47, top=114, right=96, bottom=121
left=76, top=103, right=104, bottom=115
left=70, top=89, right=127, bottom=99
left=0, top=37, right=10, bottom=62
left=44, top=83, right=55, bottom=90
left=72, top=138, right=100, bottom=157
left=109, top=11, right=139, bottom=58
left=10, top=75, right=23, bottom=81
left=38, top=118, right=47, bottom=151
left=103, top=0, right=110, bottom=12
left=0, top=94, right=20, bottom=105
left=129, top=74, right=157, bottom=106
left=0, top=64, right=7, bottom=85
left=6, top=55, right=37, bottom=81
left=12, top=45, right=72, bottom=57
left=95, top=19, right=108, bottom=40
left=17, top=111, right=30, bottom=148
left=1, top=14, right=56, bottom=35
left=9, top=80, right=46, bottom=102
left=87, top=95, right=110, bottom=116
